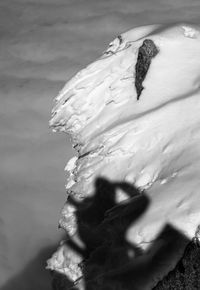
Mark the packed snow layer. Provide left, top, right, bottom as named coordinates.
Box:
left=49, top=23, right=200, bottom=287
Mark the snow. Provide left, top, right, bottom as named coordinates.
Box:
left=182, top=25, right=199, bottom=38
left=46, top=241, right=83, bottom=284
left=50, top=23, right=200, bottom=286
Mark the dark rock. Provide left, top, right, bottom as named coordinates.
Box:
left=153, top=239, right=200, bottom=290
left=135, top=39, right=159, bottom=100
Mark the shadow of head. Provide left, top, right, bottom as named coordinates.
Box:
left=67, top=177, right=149, bottom=253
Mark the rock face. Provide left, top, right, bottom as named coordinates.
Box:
left=135, top=39, right=159, bottom=100
left=153, top=238, right=200, bottom=290
left=47, top=23, right=200, bottom=289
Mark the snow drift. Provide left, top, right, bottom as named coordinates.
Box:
left=47, top=23, right=200, bottom=289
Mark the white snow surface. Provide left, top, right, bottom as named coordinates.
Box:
left=50, top=23, right=200, bottom=254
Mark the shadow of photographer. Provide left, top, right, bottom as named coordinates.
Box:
left=52, top=177, right=190, bottom=290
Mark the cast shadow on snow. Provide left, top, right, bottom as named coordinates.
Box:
left=51, top=177, right=191, bottom=290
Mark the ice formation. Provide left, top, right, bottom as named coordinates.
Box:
left=47, top=23, right=200, bottom=289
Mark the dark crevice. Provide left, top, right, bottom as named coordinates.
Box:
left=117, top=35, right=123, bottom=45
left=78, top=151, right=92, bottom=160
left=135, top=39, right=159, bottom=100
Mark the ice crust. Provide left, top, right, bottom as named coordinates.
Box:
left=48, top=23, right=200, bottom=287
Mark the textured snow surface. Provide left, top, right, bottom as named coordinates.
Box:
left=49, top=23, right=200, bottom=288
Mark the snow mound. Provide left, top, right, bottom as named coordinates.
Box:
left=48, top=23, right=200, bottom=289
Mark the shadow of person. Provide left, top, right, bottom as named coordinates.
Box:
left=50, top=178, right=148, bottom=289
left=68, top=178, right=145, bottom=258
left=52, top=177, right=193, bottom=290
left=0, top=178, right=195, bottom=290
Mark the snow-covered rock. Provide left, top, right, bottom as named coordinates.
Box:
left=47, top=23, right=200, bottom=289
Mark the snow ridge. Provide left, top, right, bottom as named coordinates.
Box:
left=48, top=23, right=200, bottom=289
